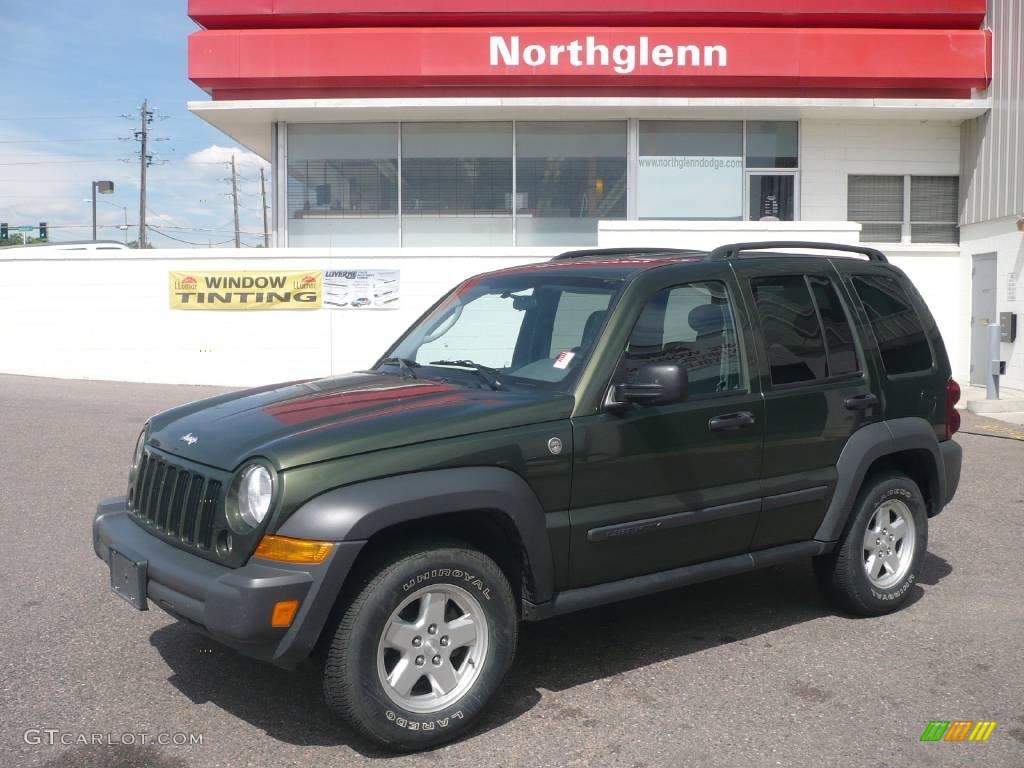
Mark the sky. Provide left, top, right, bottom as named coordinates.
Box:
left=0, top=0, right=269, bottom=247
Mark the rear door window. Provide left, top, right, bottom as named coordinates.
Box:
left=851, top=274, right=933, bottom=375
left=808, top=276, right=860, bottom=376
left=752, top=275, right=862, bottom=385
left=752, top=276, right=828, bottom=384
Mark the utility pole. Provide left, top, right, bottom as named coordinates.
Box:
left=230, top=154, right=241, bottom=249
left=259, top=167, right=270, bottom=248
left=123, top=100, right=167, bottom=249
left=135, top=100, right=154, bottom=249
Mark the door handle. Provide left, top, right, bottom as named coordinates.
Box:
left=708, top=411, right=756, bottom=432
left=844, top=393, right=879, bottom=411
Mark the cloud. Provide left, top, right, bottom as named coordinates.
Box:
left=186, top=145, right=269, bottom=171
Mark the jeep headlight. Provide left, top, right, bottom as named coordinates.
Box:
left=236, top=464, right=274, bottom=529
left=130, top=429, right=147, bottom=480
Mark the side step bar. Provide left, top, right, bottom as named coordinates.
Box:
left=521, top=541, right=830, bottom=621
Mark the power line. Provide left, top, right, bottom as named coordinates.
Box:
left=156, top=225, right=265, bottom=235
left=147, top=226, right=235, bottom=247
left=0, top=138, right=125, bottom=144
left=0, top=115, right=113, bottom=121
left=0, top=159, right=128, bottom=166
left=10, top=223, right=263, bottom=235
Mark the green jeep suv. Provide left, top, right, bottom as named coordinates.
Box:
left=93, top=242, right=962, bottom=750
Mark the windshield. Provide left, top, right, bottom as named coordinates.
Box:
left=379, top=271, right=624, bottom=390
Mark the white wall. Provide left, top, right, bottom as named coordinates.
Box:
left=960, top=216, right=1024, bottom=390
left=0, top=224, right=968, bottom=388
left=599, top=220, right=862, bottom=249
left=885, top=247, right=965, bottom=380
left=800, top=119, right=961, bottom=222
left=0, top=248, right=555, bottom=387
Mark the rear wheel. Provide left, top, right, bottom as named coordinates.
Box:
left=814, top=473, right=928, bottom=616
left=323, top=544, right=517, bottom=751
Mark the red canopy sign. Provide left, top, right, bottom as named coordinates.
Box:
left=189, top=27, right=991, bottom=98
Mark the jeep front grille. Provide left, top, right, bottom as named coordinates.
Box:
left=130, top=451, right=222, bottom=550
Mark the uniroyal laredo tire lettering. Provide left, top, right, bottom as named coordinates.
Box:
left=871, top=572, right=916, bottom=600
left=385, top=710, right=464, bottom=731
left=402, top=569, right=492, bottom=600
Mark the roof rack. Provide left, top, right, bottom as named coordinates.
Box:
left=708, top=241, right=888, bottom=263
left=551, top=247, right=702, bottom=262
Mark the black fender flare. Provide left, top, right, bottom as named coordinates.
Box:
left=814, top=417, right=945, bottom=543
left=277, top=466, right=556, bottom=603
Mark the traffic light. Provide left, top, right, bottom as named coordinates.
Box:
left=39, top=222, right=48, bottom=240
left=1, top=222, right=8, bottom=241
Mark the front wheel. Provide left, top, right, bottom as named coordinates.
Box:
left=323, top=544, right=518, bottom=751
left=814, top=472, right=928, bottom=616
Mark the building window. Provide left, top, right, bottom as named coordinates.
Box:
left=749, top=175, right=796, bottom=222
left=287, top=124, right=400, bottom=247
left=401, top=122, right=513, bottom=246
left=516, top=122, right=627, bottom=247
left=638, top=121, right=744, bottom=220
left=283, top=120, right=806, bottom=247
left=746, top=121, right=799, bottom=169
left=637, top=121, right=799, bottom=222
left=911, top=176, right=959, bottom=244
left=848, top=175, right=959, bottom=244
left=847, top=175, right=904, bottom=242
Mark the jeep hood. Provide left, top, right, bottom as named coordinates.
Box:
left=147, top=373, right=573, bottom=471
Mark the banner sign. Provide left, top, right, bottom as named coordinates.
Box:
left=324, top=269, right=400, bottom=309
left=190, top=27, right=991, bottom=96
left=169, top=270, right=323, bottom=310
left=638, top=155, right=742, bottom=219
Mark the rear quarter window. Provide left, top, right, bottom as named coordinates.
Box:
left=851, top=274, right=933, bottom=375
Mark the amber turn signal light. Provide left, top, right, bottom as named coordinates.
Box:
left=271, top=599, right=300, bottom=628
left=254, top=535, right=334, bottom=564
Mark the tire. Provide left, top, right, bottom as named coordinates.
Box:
left=323, top=543, right=518, bottom=751
left=814, top=472, right=928, bottom=617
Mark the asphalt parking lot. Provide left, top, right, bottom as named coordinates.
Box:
left=1, top=373, right=1022, bottom=768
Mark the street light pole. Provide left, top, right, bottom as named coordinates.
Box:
left=89, top=181, right=115, bottom=242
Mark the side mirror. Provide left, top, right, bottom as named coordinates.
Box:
left=613, top=363, right=688, bottom=407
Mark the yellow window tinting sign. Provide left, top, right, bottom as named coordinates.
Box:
left=170, top=271, right=323, bottom=310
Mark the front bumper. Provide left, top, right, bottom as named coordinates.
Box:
left=93, top=498, right=364, bottom=668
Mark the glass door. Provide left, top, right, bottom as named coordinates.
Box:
left=747, top=172, right=798, bottom=222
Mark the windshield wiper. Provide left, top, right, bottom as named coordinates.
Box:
left=428, top=360, right=503, bottom=390
left=378, top=357, right=420, bottom=380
